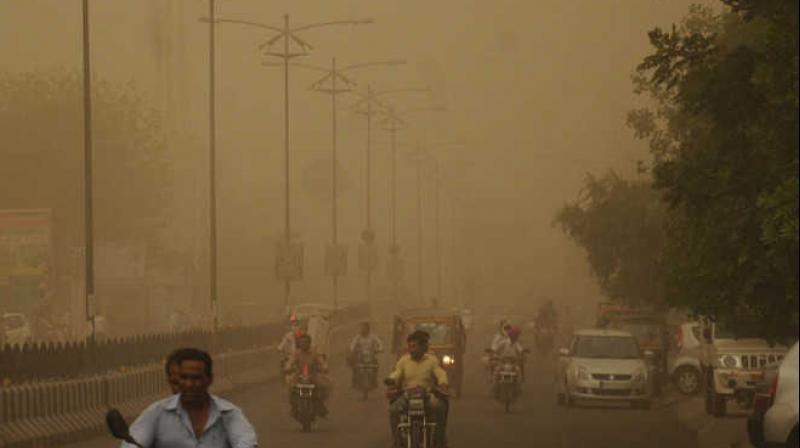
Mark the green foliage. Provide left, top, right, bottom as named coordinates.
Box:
left=0, top=69, right=172, bottom=266
left=629, top=1, right=798, bottom=339
left=555, top=172, right=666, bottom=308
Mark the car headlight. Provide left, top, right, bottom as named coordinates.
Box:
left=576, top=366, right=590, bottom=381
left=718, top=354, right=740, bottom=368
left=442, top=355, right=455, bottom=366
left=632, top=368, right=647, bottom=383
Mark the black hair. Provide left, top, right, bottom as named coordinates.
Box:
left=164, top=348, right=183, bottom=376
left=407, top=330, right=430, bottom=345
left=172, top=348, right=214, bottom=377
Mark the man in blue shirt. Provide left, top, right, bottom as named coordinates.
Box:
left=122, top=348, right=258, bottom=448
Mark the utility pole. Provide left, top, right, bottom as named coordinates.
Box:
left=81, top=0, right=96, bottom=344
left=311, top=57, right=351, bottom=311
left=415, top=143, right=425, bottom=304
left=308, top=59, right=404, bottom=310
left=201, top=14, right=373, bottom=312
left=434, top=159, right=442, bottom=302
left=207, top=0, right=219, bottom=332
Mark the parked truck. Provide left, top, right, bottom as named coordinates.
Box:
left=699, top=317, right=789, bottom=417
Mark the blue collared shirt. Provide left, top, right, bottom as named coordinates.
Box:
left=122, top=394, right=258, bottom=448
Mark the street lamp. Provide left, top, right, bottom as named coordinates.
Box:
left=81, top=0, right=97, bottom=343
left=199, top=14, right=373, bottom=311
left=275, top=58, right=405, bottom=309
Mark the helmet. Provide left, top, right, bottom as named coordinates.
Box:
left=508, top=326, right=522, bottom=340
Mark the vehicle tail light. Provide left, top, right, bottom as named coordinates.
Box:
left=768, top=372, right=779, bottom=406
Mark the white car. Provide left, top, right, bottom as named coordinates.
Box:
left=556, top=328, right=653, bottom=409
left=748, top=341, right=799, bottom=447
left=1, top=312, right=33, bottom=347
left=669, top=321, right=704, bottom=395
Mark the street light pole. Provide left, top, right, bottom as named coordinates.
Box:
left=207, top=0, right=219, bottom=332
left=81, top=0, right=96, bottom=343
left=307, top=58, right=403, bottom=310
left=415, top=143, right=424, bottom=304
left=434, top=159, right=442, bottom=302
left=201, top=14, right=372, bottom=312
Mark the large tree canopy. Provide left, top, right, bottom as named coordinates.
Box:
left=0, top=69, right=172, bottom=308
left=627, top=0, right=798, bottom=339
left=555, top=172, right=666, bottom=308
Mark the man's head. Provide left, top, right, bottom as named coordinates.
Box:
left=173, top=348, right=214, bottom=407
left=296, top=333, right=312, bottom=352
left=359, top=322, right=371, bottom=336
left=498, top=319, right=509, bottom=333
left=164, top=349, right=182, bottom=394
left=508, top=326, right=522, bottom=342
left=406, top=330, right=430, bottom=360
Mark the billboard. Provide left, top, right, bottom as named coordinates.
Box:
left=0, top=209, right=53, bottom=312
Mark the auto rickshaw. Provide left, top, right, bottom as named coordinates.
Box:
left=391, top=307, right=467, bottom=397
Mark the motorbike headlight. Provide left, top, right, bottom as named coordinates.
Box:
left=718, top=354, right=740, bottom=368
left=442, top=355, right=455, bottom=366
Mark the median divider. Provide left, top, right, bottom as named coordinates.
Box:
left=0, top=304, right=369, bottom=447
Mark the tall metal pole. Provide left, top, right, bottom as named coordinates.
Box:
left=331, top=57, right=339, bottom=311
left=208, top=0, right=219, bottom=332
left=81, top=0, right=96, bottom=343
left=282, top=14, right=292, bottom=312
left=365, top=85, right=373, bottom=304
left=434, top=160, right=442, bottom=302
left=415, top=143, right=424, bottom=303
left=390, top=124, right=398, bottom=247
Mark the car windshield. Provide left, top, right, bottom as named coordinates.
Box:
left=609, top=321, right=662, bottom=346
left=573, top=335, right=641, bottom=359
left=409, top=321, right=453, bottom=345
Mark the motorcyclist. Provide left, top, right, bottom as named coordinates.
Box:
left=348, top=322, right=384, bottom=388
left=386, top=330, right=449, bottom=448
left=486, top=320, right=512, bottom=382
left=278, top=314, right=302, bottom=360
left=284, top=332, right=332, bottom=418
left=491, top=326, right=527, bottom=388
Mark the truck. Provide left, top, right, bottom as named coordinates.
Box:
left=699, top=317, right=789, bottom=417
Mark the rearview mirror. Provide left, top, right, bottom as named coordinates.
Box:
left=106, top=408, right=142, bottom=447
left=558, top=348, right=570, bottom=357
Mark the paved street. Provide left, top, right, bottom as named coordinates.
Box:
left=62, top=320, right=699, bottom=448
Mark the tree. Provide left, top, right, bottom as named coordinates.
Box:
left=628, top=1, right=798, bottom=339
left=0, top=69, right=172, bottom=313
left=555, top=172, right=666, bottom=308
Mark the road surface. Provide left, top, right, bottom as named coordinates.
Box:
left=59, top=319, right=697, bottom=448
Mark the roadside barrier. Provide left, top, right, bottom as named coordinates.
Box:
left=0, top=302, right=369, bottom=447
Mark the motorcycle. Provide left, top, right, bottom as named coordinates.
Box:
left=354, top=351, right=379, bottom=399
left=292, top=364, right=317, bottom=432
left=398, top=387, right=438, bottom=448
left=494, top=357, right=522, bottom=413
